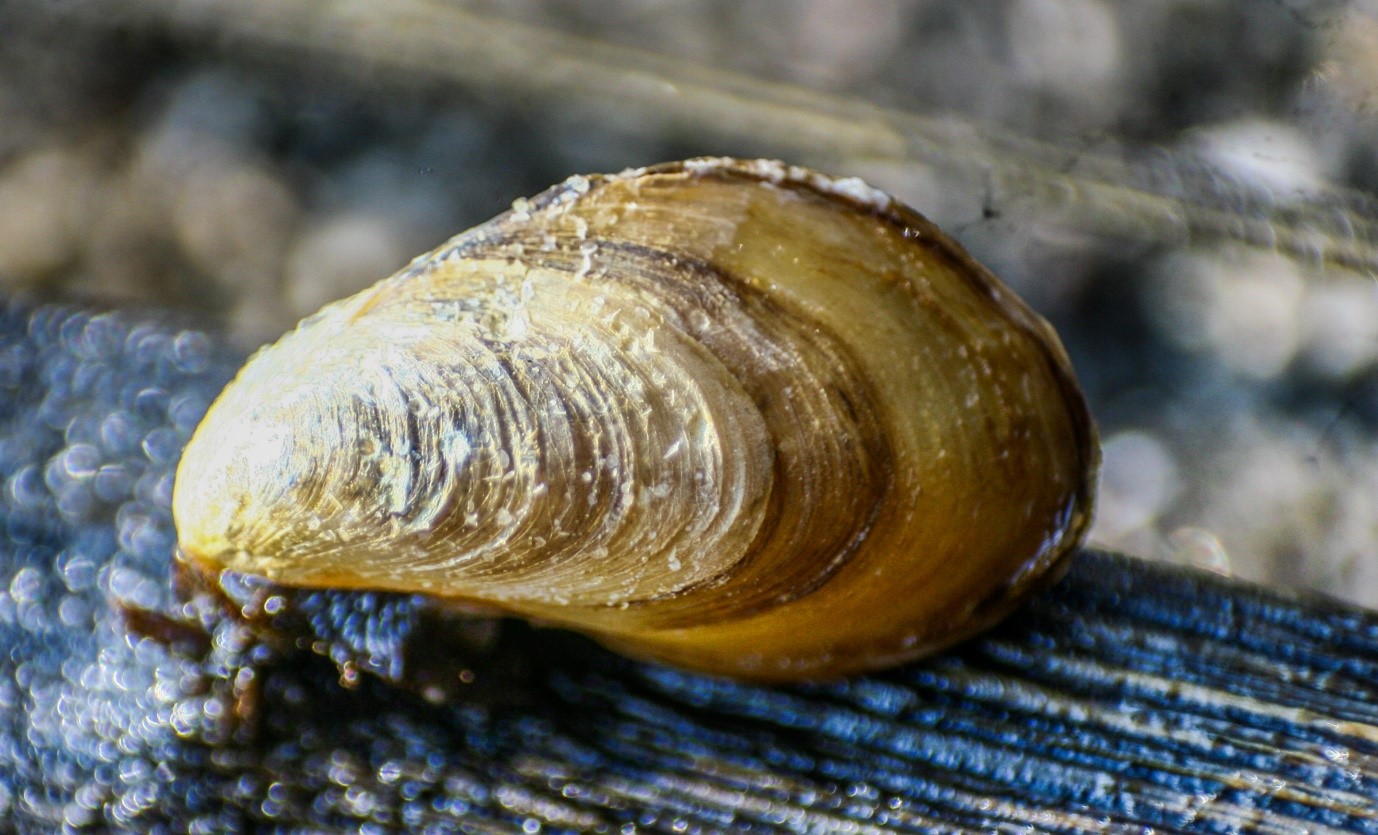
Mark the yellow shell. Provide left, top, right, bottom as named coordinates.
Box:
left=172, top=158, right=1098, bottom=681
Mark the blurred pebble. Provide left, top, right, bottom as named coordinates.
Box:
left=57, top=552, right=96, bottom=594
left=167, top=394, right=210, bottom=439
left=1089, top=430, right=1180, bottom=543
left=1165, top=527, right=1230, bottom=574
left=138, top=69, right=269, bottom=175
left=0, top=147, right=98, bottom=283
left=92, top=464, right=134, bottom=504
left=1187, top=119, right=1328, bottom=198
left=76, top=167, right=177, bottom=304
left=284, top=213, right=411, bottom=319
left=57, top=443, right=101, bottom=481
left=1145, top=246, right=1304, bottom=379
left=1133, top=417, right=1378, bottom=607
left=172, top=162, right=299, bottom=288
left=1007, top=0, right=1122, bottom=107
left=8, top=465, right=47, bottom=513
left=141, top=427, right=183, bottom=467
left=171, top=331, right=212, bottom=376
left=99, top=411, right=141, bottom=460
left=1298, top=275, right=1378, bottom=378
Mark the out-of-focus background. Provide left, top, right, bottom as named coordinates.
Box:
left=4, top=0, right=1378, bottom=605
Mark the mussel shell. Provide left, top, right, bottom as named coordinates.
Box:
left=173, top=158, right=1097, bottom=680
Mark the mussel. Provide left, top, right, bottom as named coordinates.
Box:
left=172, top=158, right=1098, bottom=681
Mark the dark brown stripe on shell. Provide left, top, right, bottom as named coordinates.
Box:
left=454, top=223, right=896, bottom=628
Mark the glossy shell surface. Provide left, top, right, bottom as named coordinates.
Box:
left=173, top=158, right=1098, bottom=680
